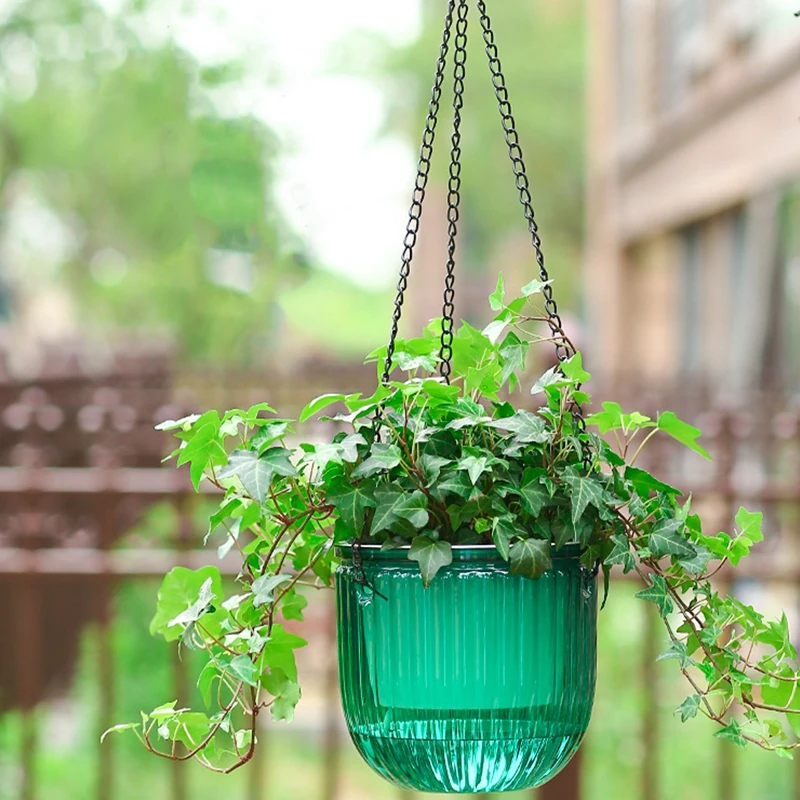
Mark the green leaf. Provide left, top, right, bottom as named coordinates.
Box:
left=531, top=367, right=566, bottom=395
left=258, top=624, right=307, bottom=683
left=262, top=668, right=302, bottom=722
left=635, top=575, right=674, bottom=617
left=408, top=536, right=453, bottom=588
left=509, top=538, right=552, bottom=579
left=492, top=515, right=522, bottom=560
left=351, top=444, right=402, bottom=478
left=251, top=574, right=293, bottom=608
left=218, top=450, right=275, bottom=503
left=586, top=401, right=624, bottom=433
left=736, top=507, right=764, bottom=544
left=167, top=577, right=216, bottom=628
left=327, top=482, right=376, bottom=534
left=197, top=661, right=217, bottom=708
left=489, top=273, right=505, bottom=310
left=420, top=454, right=452, bottom=486
left=519, top=469, right=550, bottom=516
left=648, top=519, right=696, bottom=560
left=488, top=410, right=550, bottom=444
left=605, top=533, right=635, bottom=573
left=625, top=466, right=682, bottom=497
left=564, top=474, right=606, bottom=528
left=372, top=487, right=429, bottom=535
left=657, top=411, right=711, bottom=460
left=150, top=567, right=225, bottom=642
left=430, top=469, right=474, bottom=502
left=458, top=454, right=492, bottom=485
left=677, top=695, right=701, bottom=722
left=226, top=654, right=260, bottom=687
left=100, top=723, right=140, bottom=743
left=521, top=278, right=552, bottom=296
left=155, top=414, right=200, bottom=432
left=280, top=589, right=308, bottom=621
left=657, top=640, right=692, bottom=669
left=299, top=393, right=346, bottom=423
left=679, top=544, right=713, bottom=575
left=561, top=352, right=591, bottom=384
left=714, top=720, right=748, bottom=748
left=482, top=319, right=508, bottom=345
left=498, top=332, right=529, bottom=389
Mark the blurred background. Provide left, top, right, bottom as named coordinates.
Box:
left=1, top=0, right=799, bottom=799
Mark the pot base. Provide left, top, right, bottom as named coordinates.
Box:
left=350, top=717, right=584, bottom=793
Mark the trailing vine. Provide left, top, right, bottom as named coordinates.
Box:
left=104, top=277, right=799, bottom=769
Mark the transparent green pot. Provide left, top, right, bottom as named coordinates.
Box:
left=335, top=543, right=597, bottom=794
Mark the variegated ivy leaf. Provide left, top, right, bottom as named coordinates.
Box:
left=509, top=538, right=552, bottom=579
left=648, top=519, right=696, bottom=560
left=351, top=443, right=403, bottom=478
left=634, top=575, right=674, bottom=617
left=563, top=474, right=606, bottom=528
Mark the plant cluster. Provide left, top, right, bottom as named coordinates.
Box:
left=105, top=278, right=800, bottom=770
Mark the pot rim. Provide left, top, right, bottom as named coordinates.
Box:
left=335, top=541, right=586, bottom=560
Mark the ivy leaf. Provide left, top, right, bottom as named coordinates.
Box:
left=280, top=589, right=308, bottom=621
left=521, top=277, right=552, bottom=296
left=492, top=515, right=523, bottom=560
left=679, top=544, right=713, bottom=575
left=225, top=655, right=260, bottom=688
left=657, top=411, right=711, bottom=460
left=605, top=533, right=635, bottom=573
left=258, top=625, right=307, bottom=683
left=648, top=519, right=696, bottom=560
left=420, top=454, right=452, bottom=486
left=457, top=454, right=493, bottom=485
left=338, top=433, right=367, bottom=463
left=498, top=332, right=529, bottom=389
left=150, top=567, right=225, bottom=642
left=251, top=574, right=293, bottom=608
left=531, top=367, right=567, bottom=395
left=327, top=482, right=376, bottom=534
left=100, top=723, right=141, bottom=743
left=251, top=421, right=292, bottom=454
left=351, top=443, right=403, bottom=478
left=714, top=720, right=748, bottom=748
left=430, top=469, right=474, bottom=501
left=218, top=450, right=276, bottom=503
left=586, top=401, right=624, bottom=433
left=299, top=393, right=346, bottom=423
left=167, top=577, right=216, bottom=628
left=488, top=410, right=550, bottom=444
left=625, top=466, right=682, bottom=497
left=408, top=536, right=453, bottom=588
left=482, top=319, right=508, bottom=345
left=564, top=474, right=606, bottom=528
left=510, top=538, right=552, bottom=579
left=372, top=487, right=429, bottom=534
left=560, top=352, right=591, bottom=384
left=519, top=470, right=551, bottom=516
left=489, top=273, right=505, bottom=310
left=657, top=640, right=692, bottom=669
left=635, top=575, right=674, bottom=617
left=677, top=695, right=701, bottom=722
left=262, top=668, right=302, bottom=722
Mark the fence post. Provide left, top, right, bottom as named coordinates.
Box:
left=322, top=597, right=340, bottom=800
left=97, top=498, right=116, bottom=800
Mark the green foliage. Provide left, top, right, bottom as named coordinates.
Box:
left=0, top=0, right=305, bottom=364
left=109, top=277, right=800, bottom=770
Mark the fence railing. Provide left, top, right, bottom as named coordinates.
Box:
left=2, top=352, right=800, bottom=799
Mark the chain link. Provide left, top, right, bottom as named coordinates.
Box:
left=439, top=0, right=468, bottom=383
left=381, top=1, right=457, bottom=387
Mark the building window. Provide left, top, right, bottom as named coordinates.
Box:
left=680, top=224, right=703, bottom=376
left=661, top=0, right=710, bottom=112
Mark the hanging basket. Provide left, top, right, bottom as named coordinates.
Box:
left=336, top=545, right=597, bottom=794
left=333, top=0, right=598, bottom=791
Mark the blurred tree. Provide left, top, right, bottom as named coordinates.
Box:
left=0, top=0, right=306, bottom=365
left=369, top=0, right=585, bottom=307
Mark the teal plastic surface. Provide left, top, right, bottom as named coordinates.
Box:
left=336, top=544, right=597, bottom=794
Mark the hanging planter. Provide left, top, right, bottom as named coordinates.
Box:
left=105, top=0, right=800, bottom=789
left=337, top=544, right=597, bottom=793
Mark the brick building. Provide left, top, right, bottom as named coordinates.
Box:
left=586, top=1, right=800, bottom=397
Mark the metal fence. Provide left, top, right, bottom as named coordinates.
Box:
left=2, top=354, right=800, bottom=800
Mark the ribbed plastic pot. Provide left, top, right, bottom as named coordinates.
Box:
left=335, top=543, right=598, bottom=794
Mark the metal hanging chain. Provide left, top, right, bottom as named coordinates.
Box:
left=475, top=0, right=589, bottom=446
left=439, top=0, right=469, bottom=384
left=475, top=0, right=573, bottom=366
left=381, top=0, right=457, bottom=387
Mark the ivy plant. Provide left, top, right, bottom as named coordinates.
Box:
left=105, top=277, right=800, bottom=769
